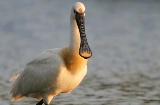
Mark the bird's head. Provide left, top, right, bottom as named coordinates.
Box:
left=71, top=2, right=92, bottom=59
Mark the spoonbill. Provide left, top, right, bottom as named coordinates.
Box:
left=9, top=2, right=92, bottom=105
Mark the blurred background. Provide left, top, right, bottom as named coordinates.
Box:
left=0, top=0, right=160, bottom=105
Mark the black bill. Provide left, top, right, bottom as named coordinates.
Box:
left=75, top=12, right=92, bottom=59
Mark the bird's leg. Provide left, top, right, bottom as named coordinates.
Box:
left=36, top=99, right=43, bottom=105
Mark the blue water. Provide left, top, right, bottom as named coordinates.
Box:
left=0, top=0, right=160, bottom=105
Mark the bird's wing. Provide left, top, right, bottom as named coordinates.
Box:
left=10, top=48, right=64, bottom=97
left=9, top=69, right=23, bottom=81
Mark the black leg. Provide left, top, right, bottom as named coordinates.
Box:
left=36, top=99, right=43, bottom=105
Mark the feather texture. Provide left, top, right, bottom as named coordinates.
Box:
left=9, top=2, right=90, bottom=105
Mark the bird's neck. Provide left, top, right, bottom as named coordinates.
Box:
left=59, top=15, right=88, bottom=73
left=65, top=15, right=87, bottom=70
left=69, top=16, right=81, bottom=56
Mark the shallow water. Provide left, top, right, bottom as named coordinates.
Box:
left=1, top=0, right=160, bottom=105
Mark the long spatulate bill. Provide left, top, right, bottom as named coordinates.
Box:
left=75, top=12, right=92, bottom=59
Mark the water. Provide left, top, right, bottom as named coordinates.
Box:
left=0, top=0, right=160, bottom=105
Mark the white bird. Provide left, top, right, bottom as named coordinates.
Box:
left=9, top=2, right=92, bottom=105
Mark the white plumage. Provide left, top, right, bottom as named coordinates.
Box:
left=9, top=2, right=92, bottom=105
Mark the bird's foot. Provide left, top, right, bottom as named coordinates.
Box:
left=36, top=99, right=43, bottom=105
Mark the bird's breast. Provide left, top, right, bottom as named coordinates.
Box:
left=56, top=66, right=87, bottom=93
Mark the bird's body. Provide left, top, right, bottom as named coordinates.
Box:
left=10, top=48, right=87, bottom=104
left=10, top=2, right=92, bottom=105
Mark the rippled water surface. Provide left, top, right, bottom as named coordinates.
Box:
left=1, top=0, right=160, bottom=105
